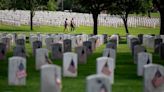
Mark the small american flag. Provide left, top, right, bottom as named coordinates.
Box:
left=0, top=50, right=5, bottom=59
left=101, top=62, right=111, bottom=76
left=45, top=54, right=52, bottom=64
left=16, top=62, right=27, bottom=79
left=76, top=40, right=78, bottom=45
left=0, top=53, right=4, bottom=59
left=89, top=46, right=91, bottom=50
left=107, top=52, right=110, bottom=57
left=58, top=47, right=62, bottom=52
left=88, top=46, right=92, bottom=53
left=112, top=46, right=115, bottom=49
left=80, top=49, right=85, bottom=61
left=55, top=73, right=61, bottom=88
left=60, top=37, right=62, bottom=40
left=81, top=49, right=85, bottom=55
left=152, top=70, right=164, bottom=88
left=67, top=59, right=76, bottom=73
left=100, top=84, right=107, bottom=92
left=96, top=39, right=100, bottom=46
left=147, top=57, right=150, bottom=64
left=65, top=43, right=68, bottom=48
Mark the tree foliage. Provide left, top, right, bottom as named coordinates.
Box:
left=0, top=0, right=11, bottom=9
left=47, top=0, right=57, bottom=11
left=74, top=0, right=113, bottom=35
left=109, top=0, right=151, bottom=34
left=6, top=0, right=50, bottom=30
left=63, top=0, right=73, bottom=10
left=153, top=0, right=164, bottom=34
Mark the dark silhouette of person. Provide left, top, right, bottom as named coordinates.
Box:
left=64, top=18, right=68, bottom=31
left=70, top=18, right=75, bottom=31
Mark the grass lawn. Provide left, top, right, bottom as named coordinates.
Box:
left=0, top=24, right=160, bottom=36
left=129, top=12, right=160, bottom=18
left=0, top=25, right=163, bottom=92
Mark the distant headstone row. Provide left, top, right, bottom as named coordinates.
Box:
left=0, top=10, right=159, bottom=28
left=127, top=34, right=164, bottom=60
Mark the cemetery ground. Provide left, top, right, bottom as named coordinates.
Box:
left=0, top=24, right=159, bottom=36
left=0, top=25, right=163, bottom=92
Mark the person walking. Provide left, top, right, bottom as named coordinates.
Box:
left=64, top=18, right=68, bottom=31
left=70, top=18, right=75, bottom=31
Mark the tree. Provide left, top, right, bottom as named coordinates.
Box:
left=27, top=0, right=48, bottom=30
left=47, top=0, right=57, bottom=11
left=0, top=0, right=11, bottom=9
left=9, top=0, right=48, bottom=30
left=153, top=0, right=164, bottom=34
left=63, top=0, right=73, bottom=10
left=74, top=0, right=113, bottom=35
left=109, top=0, right=151, bottom=34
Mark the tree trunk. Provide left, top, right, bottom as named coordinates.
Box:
left=160, top=11, right=164, bottom=35
left=92, top=13, right=99, bottom=35
left=30, top=10, right=33, bottom=30
left=123, top=18, right=129, bottom=34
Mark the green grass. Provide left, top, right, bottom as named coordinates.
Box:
left=0, top=24, right=160, bottom=36
left=0, top=25, right=163, bottom=92
left=129, top=12, right=160, bottom=18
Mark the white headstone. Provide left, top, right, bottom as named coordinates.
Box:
left=8, top=56, right=27, bottom=85
left=160, top=35, right=164, bottom=42
left=137, top=52, right=152, bottom=76
left=36, top=48, right=50, bottom=70
left=97, top=57, right=114, bottom=84
left=45, top=37, right=54, bottom=50
left=41, top=64, right=61, bottom=92
left=144, top=64, right=164, bottom=92
left=103, top=48, right=116, bottom=69
left=63, top=52, right=78, bottom=77
left=86, top=74, right=111, bottom=92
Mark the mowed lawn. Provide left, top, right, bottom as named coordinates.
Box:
left=0, top=24, right=160, bottom=36
left=0, top=25, right=163, bottom=92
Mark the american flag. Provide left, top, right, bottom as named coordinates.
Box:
left=0, top=49, right=5, bottom=59
left=152, top=70, right=164, bottom=88
left=16, top=62, right=27, bottom=79
left=37, top=43, right=41, bottom=48
left=76, top=40, right=78, bottom=45
left=147, top=57, right=150, bottom=64
left=95, top=40, right=97, bottom=44
left=58, top=47, right=62, bottom=52
left=112, top=46, right=115, bottom=49
left=81, top=49, right=85, bottom=55
left=88, top=46, right=92, bottom=53
left=100, top=84, right=107, bottom=92
left=60, top=37, right=62, bottom=40
left=45, top=54, right=52, bottom=64
left=55, top=73, right=61, bottom=88
left=96, top=39, right=100, bottom=46
left=21, top=49, right=25, bottom=53
left=0, top=52, right=4, bottom=59
left=67, top=59, right=76, bottom=73
left=101, top=62, right=111, bottom=76
left=80, top=49, right=85, bottom=61
left=65, top=43, right=68, bottom=48
left=107, top=52, right=110, bottom=57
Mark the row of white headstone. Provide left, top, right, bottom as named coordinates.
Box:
left=7, top=33, right=164, bottom=92
left=0, top=10, right=159, bottom=28
left=6, top=32, right=109, bottom=92
left=127, top=34, right=164, bottom=92
left=127, top=34, right=164, bottom=49
left=0, top=33, right=105, bottom=52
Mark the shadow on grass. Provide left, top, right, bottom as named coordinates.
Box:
left=0, top=28, right=31, bottom=32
